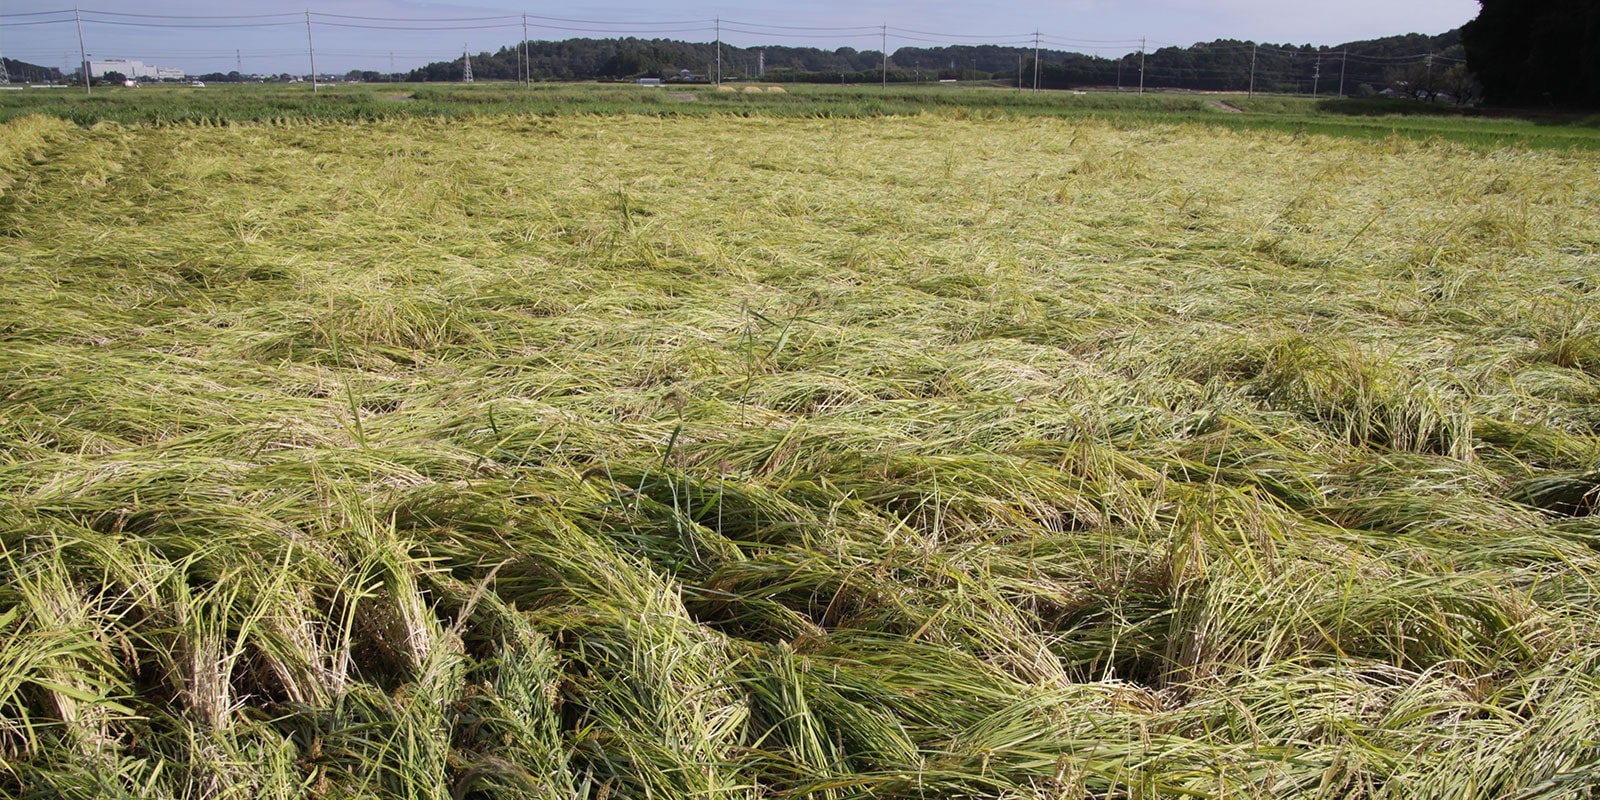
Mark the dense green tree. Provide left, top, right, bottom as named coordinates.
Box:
left=1462, top=0, right=1600, bottom=106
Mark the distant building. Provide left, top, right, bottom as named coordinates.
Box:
left=88, top=59, right=184, bottom=80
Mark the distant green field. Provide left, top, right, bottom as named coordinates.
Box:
left=4, top=104, right=1600, bottom=798
left=3, top=80, right=1599, bottom=151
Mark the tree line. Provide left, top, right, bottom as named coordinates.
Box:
left=407, top=31, right=1466, bottom=98
left=408, top=38, right=887, bottom=83
left=1462, top=0, right=1599, bottom=106
left=406, top=7, right=1600, bottom=109
left=14, top=1, right=1591, bottom=108
left=2, top=58, right=64, bottom=84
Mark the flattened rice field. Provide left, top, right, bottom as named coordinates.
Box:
left=4, top=110, right=1600, bottom=798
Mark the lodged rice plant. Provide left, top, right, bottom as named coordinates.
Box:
left=3, top=108, right=1600, bottom=798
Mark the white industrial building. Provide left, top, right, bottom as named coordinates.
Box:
left=88, top=59, right=185, bottom=80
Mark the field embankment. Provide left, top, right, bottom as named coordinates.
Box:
left=5, top=82, right=1600, bottom=152
left=3, top=113, right=1600, bottom=798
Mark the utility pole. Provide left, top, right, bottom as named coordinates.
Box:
left=881, top=24, right=888, bottom=87
left=1017, top=54, right=1022, bottom=90
left=1248, top=42, right=1257, bottom=98
left=522, top=14, right=529, bottom=86
left=236, top=48, right=243, bottom=74
left=714, top=18, right=722, bottom=87
left=1, top=11, right=11, bottom=84
left=1138, top=37, right=1146, bottom=94
left=1338, top=49, right=1347, bottom=97
left=758, top=50, right=764, bottom=78
left=462, top=44, right=473, bottom=82
left=305, top=10, right=317, bottom=92
left=75, top=6, right=90, bottom=95
left=1031, top=31, right=1040, bottom=92
left=1312, top=52, right=1321, bottom=96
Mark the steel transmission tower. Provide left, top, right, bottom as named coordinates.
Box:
left=463, top=45, right=474, bottom=82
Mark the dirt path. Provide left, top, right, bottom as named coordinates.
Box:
left=1207, top=100, right=1244, bottom=113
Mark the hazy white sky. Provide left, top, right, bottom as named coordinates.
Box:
left=2, top=0, right=1480, bottom=76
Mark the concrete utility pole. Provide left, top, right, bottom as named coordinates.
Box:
left=75, top=6, right=90, bottom=95
left=1248, top=42, right=1257, bottom=98
left=522, top=14, right=529, bottom=86
left=715, top=17, right=722, bottom=87
left=1338, top=49, right=1348, bottom=97
left=1032, top=31, right=1040, bottom=92
left=305, top=10, right=317, bottom=92
left=1, top=9, right=11, bottom=84
left=1138, top=37, right=1146, bottom=94
left=881, top=25, right=888, bottom=87
left=1313, top=53, right=1321, bottom=96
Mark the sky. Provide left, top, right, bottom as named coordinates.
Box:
left=1, top=0, right=1481, bottom=77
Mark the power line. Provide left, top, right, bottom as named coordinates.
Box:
left=1040, top=36, right=1146, bottom=47
left=516, top=13, right=713, bottom=27
left=82, top=10, right=301, bottom=20
left=721, top=27, right=877, bottom=40
left=77, top=20, right=303, bottom=29
left=726, top=20, right=880, bottom=32
left=313, top=22, right=522, bottom=32
left=9, top=5, right=1466, bottom=86
left=892, top=33, right=1035, bottom=46
left=314, top=12, right=518, bottom=22
left=0, top=9, right=79, bottom=17
left=889, top=26, right=1034, bottom=40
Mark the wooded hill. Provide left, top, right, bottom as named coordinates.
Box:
left=1, top=58, right=64, bottom=84
left=408, top=31, right=1464, bottom=96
